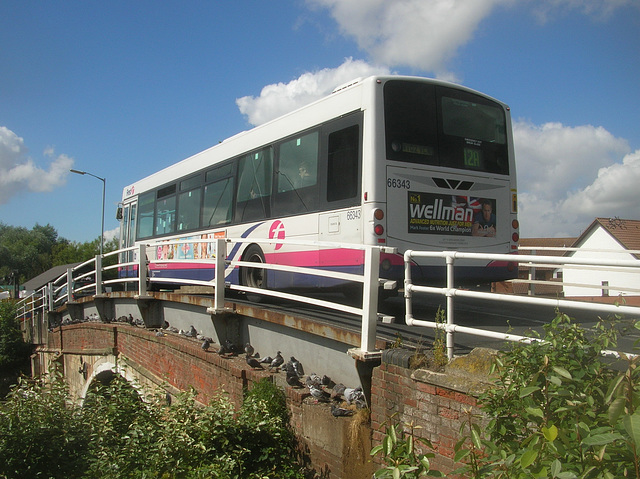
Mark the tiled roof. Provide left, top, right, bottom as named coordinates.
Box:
left=594, top=218, right=640, bottom=254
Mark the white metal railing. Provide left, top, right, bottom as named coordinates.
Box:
left=16, top=241, right=640, bottom=359
left=404, top=249, right=640, bottom=359
left=15, top=237, right=397, bottom=358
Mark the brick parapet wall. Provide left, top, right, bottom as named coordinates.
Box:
left=44, top=323, right=498, bottom=478
left=370, top=348, right=496, bottom=476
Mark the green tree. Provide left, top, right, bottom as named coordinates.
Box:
left=0, top=372, right=308, bottom=479
left=0, top=301, right=31, bottom=398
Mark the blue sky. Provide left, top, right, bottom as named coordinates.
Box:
left=1, top=0, right=639, bottom=243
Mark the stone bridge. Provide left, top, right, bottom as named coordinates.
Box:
left=31, top=293, right=493, bottom=479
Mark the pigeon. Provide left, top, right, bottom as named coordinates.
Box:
left=289, top=357, right=304, bottom=378
left=244, top=342, right=255, bottom=357
left=186, top=325, right=198, bottom=338
left=155, top=330, right=165, bottom=337
left=308, top=384, right=331, bottom=403
left=331, top=404, right=355, bottom=417
left=344, top=387, right=366, bottom=408
left=286, top=372, right=303, bottom=388
left=217, top=342, right=231, bottom=356
left=269, top=351, right=284, bottom=370
left=201, top=338, right=211, bottom=351
left=246, top=354, right=264, bottom=370
left=258, top=355, right=273, bottom=364
left=331, top=383, right=346, bottom=399
left=223, top=339, right=240, bottom=356
left=306, top=373, right=323, bottom=388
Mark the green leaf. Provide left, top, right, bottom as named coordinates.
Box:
left=520, top=448, right=538, bottom=469
left=525, top=407, right=545, bottom=419
left=608, top=397, right=626, bottom=425
left=552, top=366, right=572, bottom=379
left=623, top=411, right=640, bottom=451
left=471, top=427, right=482, bottom=449
left=550, top=458, right=561, bottom=476
left=519, top=386, right=541, bottom=398
left=581, top=432, right=623, bottom=446
left=454, top=449, right=470, bottom=462
left=390, top=424, right=398, bottom=444
left=383, top=435, right=393, bottom=456
left=542, top=424, right=558, bottom=442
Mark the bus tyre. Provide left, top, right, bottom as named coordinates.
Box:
left=241, top=244, right=266, bottom=302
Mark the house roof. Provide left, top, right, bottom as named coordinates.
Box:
left=22, top=263, right=80, bottom=292
left=574, top=217, right=640, bottom=259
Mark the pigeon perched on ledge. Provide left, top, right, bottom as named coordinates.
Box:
left=246, top=354, right=264, bottom=370
left=331, top=404, right=355, bottom=417
left=308, top=383, right=331, bottom=403
left=269, top=351, right=284, bottom=370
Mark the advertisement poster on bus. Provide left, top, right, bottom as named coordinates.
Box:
left=408, top=192, right=496, bottom=237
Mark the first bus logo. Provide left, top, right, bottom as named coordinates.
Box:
left=269, top=220, right=286, bottom=250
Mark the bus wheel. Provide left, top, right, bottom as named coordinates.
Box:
left=241, top=244, right=266, bottom=302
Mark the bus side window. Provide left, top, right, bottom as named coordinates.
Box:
left=235, top=148, right=273, bottom=222
left=202, top=178, right=234, bottom=227
left=274, top=131, right=319, bottom=216
left=137, top=191, right=155, bottom=239
left=327, top=125, right=359, bottom=202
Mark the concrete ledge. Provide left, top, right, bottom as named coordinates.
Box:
left=412, top=347, right=498, bottom=397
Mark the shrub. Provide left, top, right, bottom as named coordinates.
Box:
left=456, top=312, right=640, bottom=478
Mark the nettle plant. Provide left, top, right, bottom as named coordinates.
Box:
left=454, top=312, right=640, bottom=479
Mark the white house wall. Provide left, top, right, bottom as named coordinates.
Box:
left=563, top=226, right=640, bottom=298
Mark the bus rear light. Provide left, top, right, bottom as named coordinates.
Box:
left=512, top=232, right=520, bottom=242
left=374, top=224, right=384, bottom=236
left=374, top=209, right=384, bottom=220
left=512, top=219, right=519, bottom=229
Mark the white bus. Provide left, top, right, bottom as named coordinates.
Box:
left=118, top=75, right=519, bottom=296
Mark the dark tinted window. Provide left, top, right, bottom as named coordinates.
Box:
left=384, top=80, right=509, bottom=175
left=327, top=125, right=359, bottom=202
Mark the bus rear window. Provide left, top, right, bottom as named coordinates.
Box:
left=384, top=80, right=509, bottom=175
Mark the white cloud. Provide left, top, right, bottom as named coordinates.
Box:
left=236, top=58, right=390, bottom=126
left=305, top=0, right=635, bottom=75
left=0, top=126, right=74, bottom=205
left=513, top=121, right=635, bottom=237
left=561, top=150, right=640, bottom=218
left=307, top=0, right=504, bottom=76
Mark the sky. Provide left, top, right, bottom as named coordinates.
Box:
left=1, top=0, right=639, bottom=243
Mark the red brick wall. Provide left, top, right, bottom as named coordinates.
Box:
left=46, top=323, right=491, bottom=478
left=370, top=349, right=489, bottom=477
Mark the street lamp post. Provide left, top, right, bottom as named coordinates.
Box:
left=70, top=169, right=106, bottom=256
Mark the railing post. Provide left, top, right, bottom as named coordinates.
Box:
left=214, top=238, right=226, bottom=312
left=138, top=243, right=148, bottom=296
left=528, top=249, right=536, bottom=296
left=360, top=246, right=380, bottom=354
left=446, top=254, right=455, bottom=360
left=95, top=254, right=103, bottom=295
left=46, top=282, right=53, bottom=312
left=66, top=268, right=74, bottom=303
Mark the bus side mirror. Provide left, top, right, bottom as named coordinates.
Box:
left=116, top=207, right=123, bottom=220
